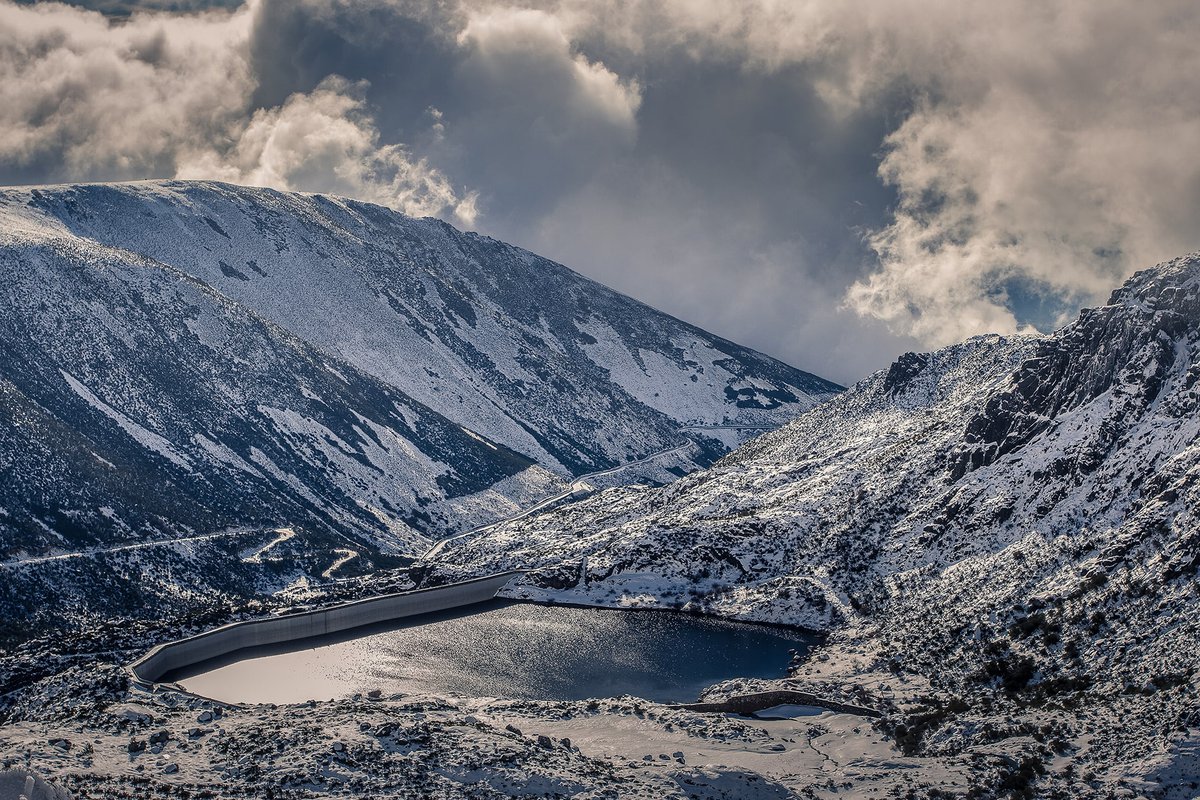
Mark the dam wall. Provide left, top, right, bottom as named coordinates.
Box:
left=129, top=572, right=522, bottom=684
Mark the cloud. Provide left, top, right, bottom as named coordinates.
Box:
left=177, top=76, right=478, bottom=223
left=0, top=0, right=254, bottom=181
left=532, top=155, right=918, bottom=383
left=4, top=0, right=1198, bottom=382
left=552, top=0, right=1200, bottom=346
left=0, top=0, right=474, bottom=222
left=458, top=7, right=639, bottom=133
left=443, top=6, right=641, bottom=222
left=842, top=2, right=1200, bottom=344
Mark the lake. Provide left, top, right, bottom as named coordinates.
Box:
left=168, top=600, right=819, bottom=705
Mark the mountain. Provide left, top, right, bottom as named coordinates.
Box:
left=433, top=253, right=1200, bottom=793
left=7, top=181, right=840, bottom=476
left=0, top=198, right=548, bottom=634
left=0, top=180, right=837, bottom=636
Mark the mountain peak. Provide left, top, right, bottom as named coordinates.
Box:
left=1107, top=250, right=1200, bottom=312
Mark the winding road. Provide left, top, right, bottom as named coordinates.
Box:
left=2, top=527, right=258, bottom=568
left=3, top=424, right=776, bottom=573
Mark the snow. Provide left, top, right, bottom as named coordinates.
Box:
left=2, top=180, right=838, bottom=477
left=190, top=434, right=266, bottom=479
left=428, top=252, right=1200, bottom=791
left=60, top=370, right=192, bottom=469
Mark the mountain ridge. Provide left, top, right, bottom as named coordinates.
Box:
left=431, top=251, right=1200, bottom=793
left=5, top=180, right=841, bottom=475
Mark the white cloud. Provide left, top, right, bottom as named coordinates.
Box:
left=177, top=76, right=478, bottom=224
left=526, top=0, right=1200, bottom=345
left=839, top=1, right=1200, bottom=345
left=0, top=0, right=474, bottom=223
left=0, top=0, right=255, bottom=178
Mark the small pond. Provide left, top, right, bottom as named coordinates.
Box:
left=168, top=600, right=819, bottom=705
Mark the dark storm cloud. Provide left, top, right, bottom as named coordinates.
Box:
left=248, top=1, right=640, bottom=223
left=13, top=0, right=241, bottom=14
left=246, top=0, right=457, bottom=129
left=519, top=58, right=918, bottom=380
left=3, top=0, right=1199, bottom=384
left=238, top=0, right=911, bottom=379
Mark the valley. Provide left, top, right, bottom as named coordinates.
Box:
left=0, top=183, right=1196, bottom=799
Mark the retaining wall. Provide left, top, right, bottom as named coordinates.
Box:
left=129, top=572, right=522, bottom=684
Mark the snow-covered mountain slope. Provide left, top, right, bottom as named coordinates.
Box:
left=432, top=333, right=1035, bottom=621
left=434, top=253, right=1200, bottom=789
left=0, top=180, right=840, bottom=635
left=3, top=181, right=840, bottom=476
left=0, top=197, right=562, bottom=570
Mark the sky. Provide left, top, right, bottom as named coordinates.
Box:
left=2, top=1, right=1199, bottom=385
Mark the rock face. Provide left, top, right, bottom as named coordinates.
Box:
left=440, top=254, right=1200, bottom=622
left=436, top=254, right=1200, bottom=785
left=434, top=330, right=1041, bottom=627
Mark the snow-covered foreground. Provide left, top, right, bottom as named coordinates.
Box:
left=0, top=674, right=981, bottom=799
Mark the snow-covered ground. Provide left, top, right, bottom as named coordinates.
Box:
left=0, top=673, right=985, bottom=799
left=2, top=180, right=839, bottom=477
left=427, top=253, right=1200, bottom=795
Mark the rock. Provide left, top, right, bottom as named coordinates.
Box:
left=505, top=724, right=522, bottom=736
left=188, top=728, right=203, bottom=739
left=127, top=739, right=146, bottom=754
left=196, top=711, right=213, bottom=724
left=367, top=689, right=382, bottom=699
left=768, top=743, right=786, bottom=751
left=537, top=735, right=553, bottom=749
left=672, top=751, right=685, bottom=761
left=149, top=730, right=170, bottom=745
left=561, top=737, right=572, bottom=749
left=163, top=763, right=179, bottom=774
left=332, top=742, right=345, bottom=753
left=48, top=738, right=71, bottom=751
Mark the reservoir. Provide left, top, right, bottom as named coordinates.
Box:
left=168, top=600, right=818, bottom=705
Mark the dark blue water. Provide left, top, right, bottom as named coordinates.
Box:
left=172, top=600, right=819, bottom=704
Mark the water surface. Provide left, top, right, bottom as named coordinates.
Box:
left=169, top=601, right=817, bottom=704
